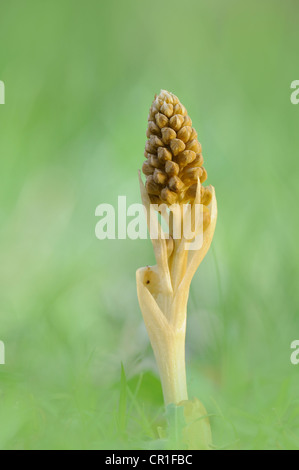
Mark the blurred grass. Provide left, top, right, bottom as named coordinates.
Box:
left=0, top=0, right=299, bottom=449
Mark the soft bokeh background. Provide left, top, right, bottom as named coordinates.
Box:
left=0, top=0, right=299, bottom=450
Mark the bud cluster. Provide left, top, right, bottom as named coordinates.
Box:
left=143, top=90, right=212, bottom=213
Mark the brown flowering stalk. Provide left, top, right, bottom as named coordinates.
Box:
left=136, top=90, right=217, bottom=414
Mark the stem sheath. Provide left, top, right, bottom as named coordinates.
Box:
left=152, top=327, right=188, bottom=406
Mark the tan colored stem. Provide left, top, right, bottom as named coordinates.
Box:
left=153, top=327, right=188, bottom=405
left=137, top=174, right=217, bottom=406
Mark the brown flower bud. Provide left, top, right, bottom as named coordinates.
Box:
left=190, top=128, right=197, bottom=140
left=160, top=90, right=173, bottom=104
left=142, top=160, right=155, bottom=176
left=185, top=183, right=197, bottom=200
left=157, top=147, right=172, bottom=163
left=160, top=102, right=174, bottom=118
left=145, top=140, right=155, bottom=153
left=147, top=121, right=161, bottom=136
left=200, top=167, right=208, bottom=183
left=153, top=169, right=168, bottom=185
left=176, top=150, right=196, bottom=166
left=146, top=152, right=156, bottom=160
left=165, top=160, right=179, bottom=176
left=183, top=116, right=192, bottom=127
left=149, top=195, right=161, bottom=205
left=161, top=127, right=176, bottom=145
left=150, top=154, right=163, bottom=169
left=170, top=138, right=185, bottom=157
left=192, top=154, right=204, bottom=167
left=150, top=135, right=164, bottom=148
left=155, top=112, right=169, bottom=129
left=169, top=114, right=185, bottom=131
left=181, top=167, right=203, bottom=185
left=152, top=98, right=161, bottom=111
left=186, top=139, right=202, bottom=153
left=143, top=90, right=211, bottom=210
left=148, top=106, right=158, bottom=120
left=174, top=103, right=187, bottom=116
left=146, top=175, right=161, bottom=196
left=161, top=187, right=178, bottom=205
left=172, top=94, right=179, bottom=105
left=168, top=176, right=184, bottom=193
left=177, top=126, right=192, bottom=143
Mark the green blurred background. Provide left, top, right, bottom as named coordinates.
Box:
left=0, top=0, right=299, bottom=450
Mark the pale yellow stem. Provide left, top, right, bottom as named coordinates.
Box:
left=137, top=176, right=217, bottom=407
